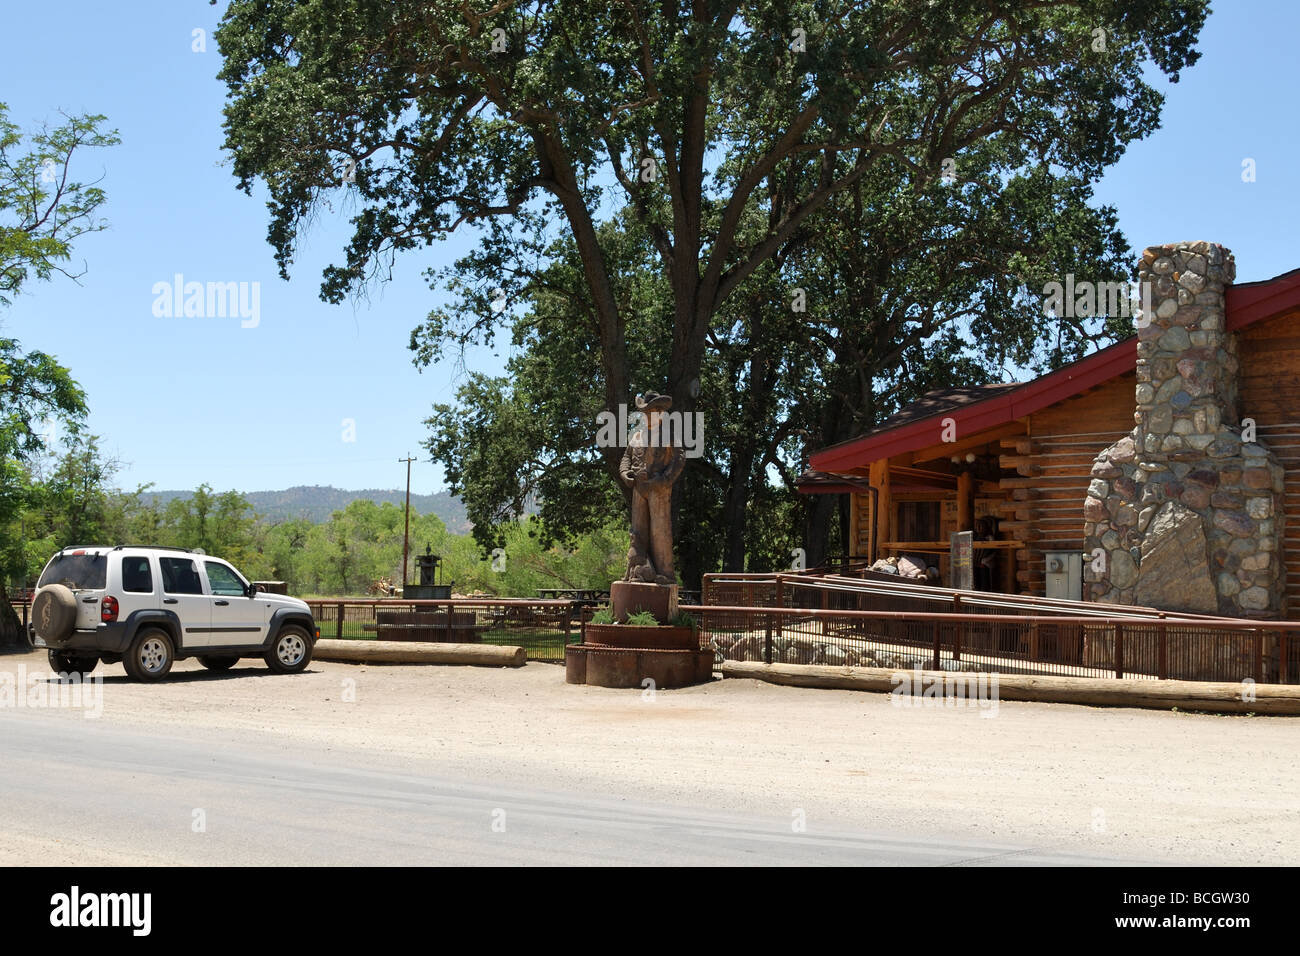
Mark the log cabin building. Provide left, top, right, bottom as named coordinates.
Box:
left=799, top=242, right=1300, bottom=620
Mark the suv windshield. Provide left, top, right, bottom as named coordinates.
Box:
left=38, top=552, right=108, bottom=590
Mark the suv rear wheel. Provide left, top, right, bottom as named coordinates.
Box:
left=124, top=628, right=175, bottom=682
left=48, top=651, right=99, bottom=678
left=265, top=625, right=312, bottom=674
left=199, top=656, right=239, bottom=672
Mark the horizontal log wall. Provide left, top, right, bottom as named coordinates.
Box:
left=998, top=374, right=1135, bottom=595
left=1238, top=308, right=1300, bottom=617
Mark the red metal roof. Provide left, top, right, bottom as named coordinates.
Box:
left=809, top=266, right=1300, bottom=476
left=1226, top=266, right=1300, bottom=330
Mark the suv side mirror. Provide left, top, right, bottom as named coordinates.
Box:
left=246, top=582, right=259, bottom=598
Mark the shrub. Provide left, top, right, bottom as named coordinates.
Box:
left=626, top=610, right=659, bottom=626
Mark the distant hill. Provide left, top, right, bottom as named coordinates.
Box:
left=145, top=485, right=472, bottom=534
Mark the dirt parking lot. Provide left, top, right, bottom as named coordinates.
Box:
left=5, top=648, right=1299, bottom=864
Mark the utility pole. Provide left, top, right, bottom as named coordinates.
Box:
left=399, top=454, right=416, bottom=588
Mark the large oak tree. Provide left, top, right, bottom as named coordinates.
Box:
left=217, top=0, right=1206, bottom=580
left=218, top=0, right=1203, bottom=409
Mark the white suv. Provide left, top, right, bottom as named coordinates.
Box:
left=29, top=546, right=318, bottom=681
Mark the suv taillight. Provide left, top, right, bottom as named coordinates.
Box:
left=101, top=595, right=119, bottom=623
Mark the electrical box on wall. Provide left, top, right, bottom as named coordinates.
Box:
left=1044, top=551, right=1082, bottom=601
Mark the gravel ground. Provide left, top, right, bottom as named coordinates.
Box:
left=3, top=648, right=1297, bottom=864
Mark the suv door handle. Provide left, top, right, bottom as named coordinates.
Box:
left=214, top=600, right=229, bottom=606
left=163, top=598, right=178, bottom=604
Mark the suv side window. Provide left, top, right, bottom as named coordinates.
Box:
left=121, top=556, right=154, bottom=593
left=205, top=562, right=246, bottom=597
left=159, top=557, right=204, bottom=595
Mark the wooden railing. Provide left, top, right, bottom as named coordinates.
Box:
left=689, top=603, right=1300, bottom=684
left=305, top=598, right=580, bottom=661
left=696, top=573, right=1300, bottom=683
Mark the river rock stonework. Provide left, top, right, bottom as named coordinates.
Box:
left=1083, top=242, right=1286, bottom=618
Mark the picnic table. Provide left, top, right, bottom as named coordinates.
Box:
left=535, top=588, right=608, bottom=604
left=489, top=601, right=577, bottom=629
left=364, top=610, right=488, bottom=643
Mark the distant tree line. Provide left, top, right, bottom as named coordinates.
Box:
left=1, top=435, right=624, bottom=599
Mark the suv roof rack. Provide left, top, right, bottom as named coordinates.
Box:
left=109, top=545, right=201, bottom=553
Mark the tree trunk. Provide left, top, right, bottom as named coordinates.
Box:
left=803, top=493, right=838, bottom=570
left=721, top=479, right=749, bottom=573
left=0, top=593, right=28, bottom=650
left=721, top=441, right=756, bottom=572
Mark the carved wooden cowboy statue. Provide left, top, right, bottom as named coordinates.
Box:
left=619, top=392, right=685, bottom=585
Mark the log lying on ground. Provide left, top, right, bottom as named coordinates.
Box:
left=720, top=660, right=1300, bottom=715
left=313, top=639, right=526, bottom=668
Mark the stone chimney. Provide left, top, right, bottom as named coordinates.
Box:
left=1083, top=242, right=1286, bottom=617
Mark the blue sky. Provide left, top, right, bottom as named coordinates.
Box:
left=1, top=0, right=1296, bottom=496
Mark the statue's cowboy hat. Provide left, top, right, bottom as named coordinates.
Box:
left=634, top=391, right=673, bottom=412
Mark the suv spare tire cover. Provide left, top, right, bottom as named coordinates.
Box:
left=32, top=584, right=78, bottom=642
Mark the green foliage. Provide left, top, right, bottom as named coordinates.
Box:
left=161, top=484, right=265, bottom=575
left=588, top=607, right=613, bottom=625
left=0, top=335, right=89, bottom=590
left=626, top=610, right=658, bottom=626
left=0, top=102, right=112, bottom=633
left=668, top=611, right=697, bottom=630
left=3, top=447, right=624, bottom=597
left=0, top=104, right=119, bottom=306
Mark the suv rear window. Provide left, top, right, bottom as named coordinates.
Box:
left=38, top=553, right=108, bottom=590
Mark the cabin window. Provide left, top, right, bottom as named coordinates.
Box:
left=896, top=501, right=941, bottom=542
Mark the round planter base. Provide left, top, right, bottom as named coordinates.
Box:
left=565, top=644, right=715, bottom=689
left=583, top=623, right=697, bottom=649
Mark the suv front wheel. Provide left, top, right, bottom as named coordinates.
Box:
left=124, top=628, right=175, bottom=682
left=265, top=625, right=312, bottom=674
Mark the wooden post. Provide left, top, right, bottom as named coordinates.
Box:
left=336, top=602, right=344, bottom=640
left=445, top=601, right=453, bottom=643
left=1281, top=628, right=1290, bottom=684
left=1115, top=622, right=1125, bottom=680
left=871, top=459, right=892, bottom=562
left=932, top=619, right=941, bottom=670
left=1157, top=616, right=1167, bottom=681
left=952, top=594, right=962, bottom=663
left=764, top=612, right=774, bottom=665
left=1254, top=629, right=1263, bottom=685
left=957, top=471, right=973, bottom=532
left=399, top=454, right=415, bottom=589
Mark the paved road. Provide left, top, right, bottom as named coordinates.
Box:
left=1, top=713, right=1150, bottom=866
